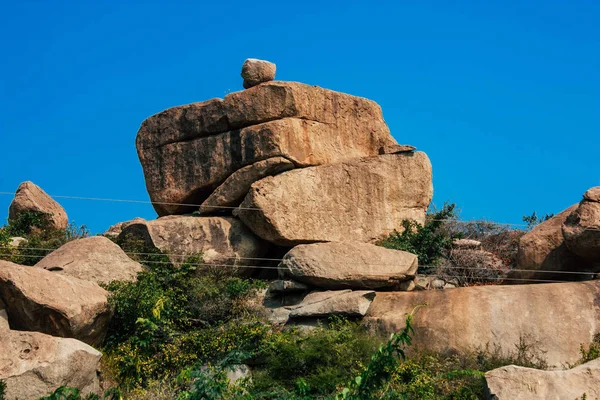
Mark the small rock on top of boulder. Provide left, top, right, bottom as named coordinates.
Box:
left=286, top=290, right=376, bottom=319
left=35, top=236, right=143, bottom=285
left=241, top=58, right=276, bottom=89
left=8, top=181, right=68, bottom=230
left=562, top=186, right=600, bottom=263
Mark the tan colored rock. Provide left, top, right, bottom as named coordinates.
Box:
left=117, top=216, right=266, bottom=273
left=103, top=217, right=145, bottom=238
left=8, top=237, right=27, bottom=248
left=267, top=280, right=309, bottom=295
left=484, top=359, right=600, bottom=400
left=0, top=330, right=101, bottom=400
left=35, top=236, right=143, bottom=284
left=452, top=238, right=482, bottom=249
left=378, top=144, right=416, bottom=154
left=200, top=157, right=295, bottom=214
left=237, top=153, right=433, bottom=246
left=8, top=182, right=68, bottom=230
left=563, top=187, right=600, bottom=263
left=366, top=281, right=600, bottom=367
left=137, top=81, right=396, bottom=215
left=287, top=290, right=376, bottom=318
left=0, top=261, right=111, bottom=346
left=513, top=205, right=594, bottom=282
left=241, top=58, right=276, bottom=89
left=279, top=242, right=418, bottom=289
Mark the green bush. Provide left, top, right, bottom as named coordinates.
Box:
left=377, top=203, right=460, bottom=271
left=0, top=379, right=6, bottom=400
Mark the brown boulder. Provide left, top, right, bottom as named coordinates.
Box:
left=200, top=157, right=294, bottom=214
left=513, top=205, right=594, bottom=282
left=563, top=187, right=600, bottom=263
left=287, top=290, right=376, bottom=319
left=241, top=58, right=276, bottom=89
left=8, top=182, right=68, bottom=230
left=237, top=153, right=433, bottom=246
left=35, top=236, right=143, bottom=284
left=279, top=242, right=418, bottom=289
left=0, top=261, right=111, bottom=346
left=366, top=281, right=600, bottom=367
left=136, top=81, right=396, bottom=215
left=117, top=216, right=266, bottom=274
left=0, top=330, right=101, bottom=400
left=484, top=358, right=600, bottom=400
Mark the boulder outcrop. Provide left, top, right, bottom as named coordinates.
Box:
left=513, top=205, right=594, bottom=281
left=0, top=330, right=101, bottom=400
left=563, top=186, right=600, bottom=263
left=136, top=81, right=396, bottom=216
left=117, top=215, right=265, bottom=273
left=365, top=280, right=600, bottom=367
left=287, top=290, right=376, bottom=319
left=35, top=236, right=143, bottom=284
left=279, top=242, right=418, bottom=289
left=484, top=358, right=600, bottom=400
left=237, top=153, right=433, bottom=245
left=8, top=182, right=68, bottom=230
left=0, top=261, right=111, bottom=346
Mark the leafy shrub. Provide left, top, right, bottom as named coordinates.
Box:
left=0, top=379, right=5, bottom=400
left=38, top=386, right=120, bottom=400
left=522, top=211, right=554, bottom=230
left=577, top=334, right=600, bottom=365
left=378, top=203, right=460, bottom=271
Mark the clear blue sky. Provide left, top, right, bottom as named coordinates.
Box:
left=1, top=1, right=598, bottom=234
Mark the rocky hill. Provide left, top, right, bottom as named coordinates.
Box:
left=1, top=59, right=599, bottom=400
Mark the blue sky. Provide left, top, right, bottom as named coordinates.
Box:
left=1, top=1, right=598, bottom=233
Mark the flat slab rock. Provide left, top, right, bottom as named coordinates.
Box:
left=279, top=242, right=418, bottom=290
left=365, top=280, right=600, bottom=367
left=0, top=261, right=111, bottom=346
left=117, top=215, right=266, bottom=274
left=485, top=358, right=600, bottom=400
left=286, top=290, right=376, bottom=319
left=8, top=181, right=68, bottom=230
left=136, top=81, right=396, bottom=215
left=35, top=236, right=143, bottom=285
left=0, top=330, right=101, bottom=400
left=237, top=153, right=433, bottom=246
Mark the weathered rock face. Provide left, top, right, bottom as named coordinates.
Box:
left=136, top=81, right=396, bottom=216
left=200, top=157, right=295, bottom=214
left=0, top=261, right=111, bottom=346
left=35, top=236, right=143, bottom=284
left=117, top=216, right=266, bottom=273
left=8, top=182, right=68, bottom=230
left=237, top=153, right=433, bottom=246
left=513, top=205, right=594, bottom=282
left=0, top=330, right=101, bottom=400
left=484, top=358, right=600, bottom=400
left=365, top=281, right=600, bottom=367
left=287, top=290, right=376, bottom=319
left=241, top=58, right=276, bottom=89
left=563, top=187, right=600, bottom=263
left=279, top=242, right=418, bottom=289
left=103, top=217, right=145, bottom=239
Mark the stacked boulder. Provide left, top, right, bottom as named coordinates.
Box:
left=133, top=58, right=433, bottom=322
left=1, top=184, right=144, bottom=399
left=511, top=186, right=600, bottom=282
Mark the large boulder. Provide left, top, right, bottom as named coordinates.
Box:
left=136, top=81, right=396, bottom=216
left=8, top=181, right=68, bottom=230
left=117, top=215, right=266, bottom=273
left=279, top=242, right=418, bottom=289
left=513, top=205, right=594, bottom=282
left=241, top=58, right=276, bottom=89
left=563, top=187, right=600, bottom=264
left=35, top=236, right=143, bottom=284
left=237, top=153, right=433, bottom=246
left=484, top=358, right=600, bottom=400
left=365, top=281, right=600, bottom=367
left=287, top=290, right=376, bottom=319
left=0, top=261, right=111, bottom=346
left=0, top=330, right=101, bottom=400
left=200, top=157, right=295, bottom=214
